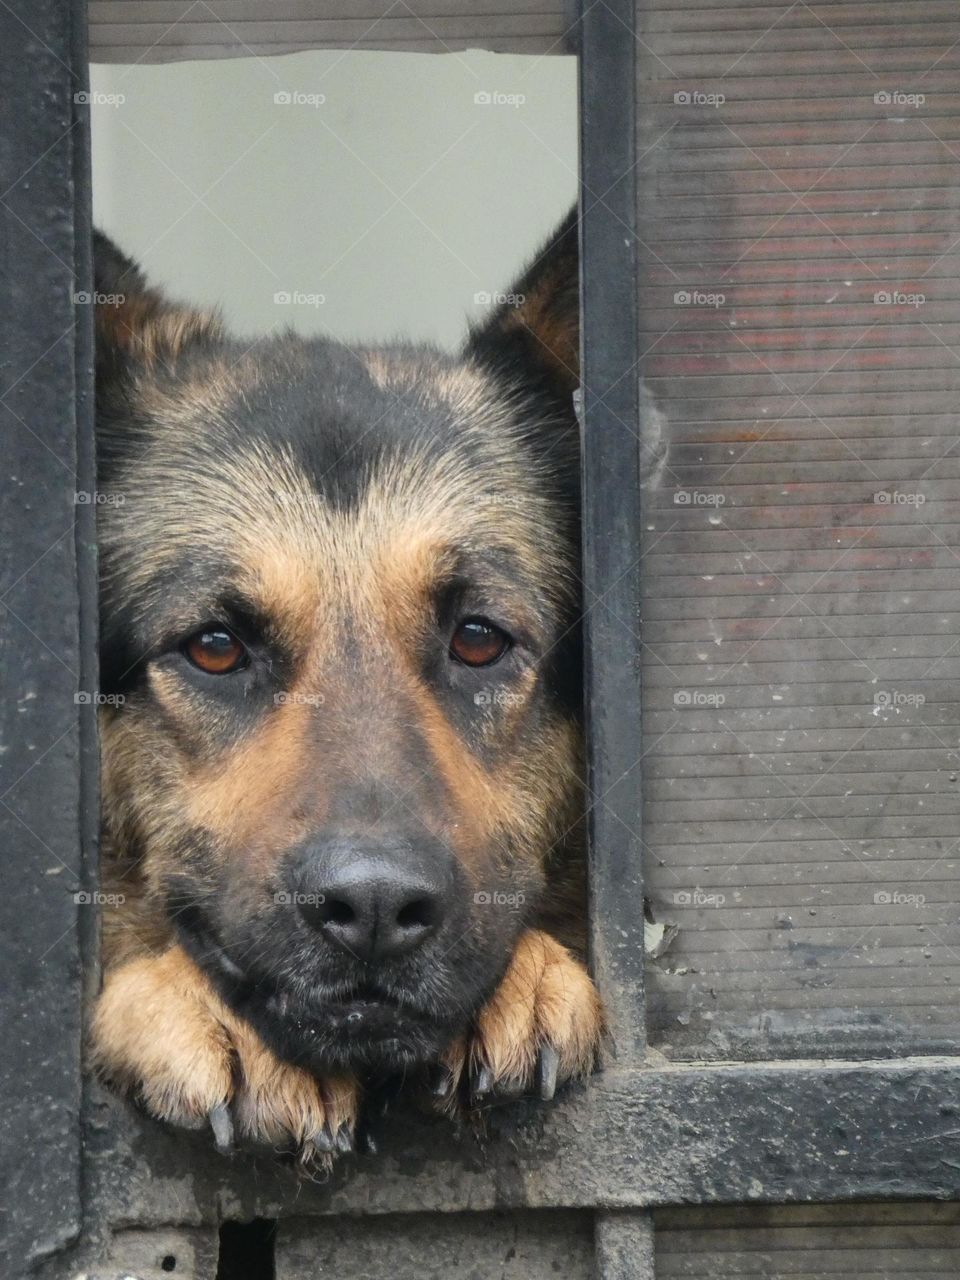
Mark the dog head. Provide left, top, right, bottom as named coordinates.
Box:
left=94, top=215, right=582, bottom=1076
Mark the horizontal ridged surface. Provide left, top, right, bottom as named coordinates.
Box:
left=635, top=0, right=960, bottom=1058
left=656, top=1203, right=960, bottom=1278
left=87, top=1, right=570, bottom=60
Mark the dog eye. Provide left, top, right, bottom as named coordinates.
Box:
left=450, top=617, right=511, bottom=667
left=182, top=626, right=248, bottom=674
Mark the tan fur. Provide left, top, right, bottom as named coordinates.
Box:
left=99, top=437, right=577, bottom=888
left=502, top=263, right=579, bottom=393
left=91, top=945, right=359, bottom=1151
left=181, top=696, right=318, bottom=855
left=92, top=226, right=603, bottom=1157
left=97, top=293, right=223, bottom=368
left=94, top=421, right=597, bottom=1145
left=440, top=929, right=604, bottom=1101
left=359, top=351, right=492, bottom=415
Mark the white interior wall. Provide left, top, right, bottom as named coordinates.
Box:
left=90, top=50, right=577, bottom=350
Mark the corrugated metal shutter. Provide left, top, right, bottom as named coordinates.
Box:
left=655, top=1203, right=960, bottom=1277
left=87, top=1, right=573, bottom=61
left=638, top=0, right=960, bottom=1060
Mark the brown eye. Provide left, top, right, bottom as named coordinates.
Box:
left=183, top=627, right=247, bottom=674
left=450, top=617, right=510, bottom=667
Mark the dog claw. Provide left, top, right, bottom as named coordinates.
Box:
left=427, top=1064, right=455, bottom=1099
left=208, top=1101, right=235, bottom=1154
left=536, top=1044, right=560, bottom=1101
left=502, top=1080, right=528, bottom=1100
left=312, top=1123, right=336, bottom=1155
left=334, top=1124, right=354, bottom=1154
left=471, top=1064, right=495, bottom=1102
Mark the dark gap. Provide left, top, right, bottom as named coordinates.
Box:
left=216, top=1218, right=277, bottom=1280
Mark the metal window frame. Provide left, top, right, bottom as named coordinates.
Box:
left=3, top=0, right=960, bottom=1276
left=0, top=0, right=97, bottom=1271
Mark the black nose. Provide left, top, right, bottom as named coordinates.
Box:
left=291, top=838, right=453, bottom=963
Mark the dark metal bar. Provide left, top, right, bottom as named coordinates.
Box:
left=64, top=1057, right=960, bottom=1242
left=595, top=1211, right=656, bottom=1280
left=578, top=0, right=646, bottom=1064
left=72, top=0, right=101, bottom=1020
left=579, top=0, right=651, bottom=1266
left=0, top=0, right=94, bottom=1273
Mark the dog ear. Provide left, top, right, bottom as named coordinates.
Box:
left=464, top=207, right=579, bottom=413
left=92, top=230, right=223, bottom=391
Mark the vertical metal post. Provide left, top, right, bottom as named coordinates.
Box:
left=578, top=0, right=647, bottom=1076
left=579, top=0, right=655, bottom=1273
left=595, top=1212, right=656, bottom=1280
left=0, top=0, right=96, bottom=1272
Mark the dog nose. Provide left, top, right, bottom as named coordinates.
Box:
left=292, top=839, right=452, bottom=963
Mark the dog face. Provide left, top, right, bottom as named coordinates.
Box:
left=94, top=217, right=582, bottom=1076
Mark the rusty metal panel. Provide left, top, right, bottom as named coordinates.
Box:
left=636, top=0, right=960, bottom=1061
left=87, top=1, right=572, bottom=60
left=655, top=1203, right=960, bottom=1277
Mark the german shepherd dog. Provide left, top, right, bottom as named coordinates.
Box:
left=89, top=212, right=604, bottom=1161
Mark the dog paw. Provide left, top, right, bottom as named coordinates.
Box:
left=431, top=928, right=604, bottom=1111
left=91, top=945, right=359, bottom=1163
